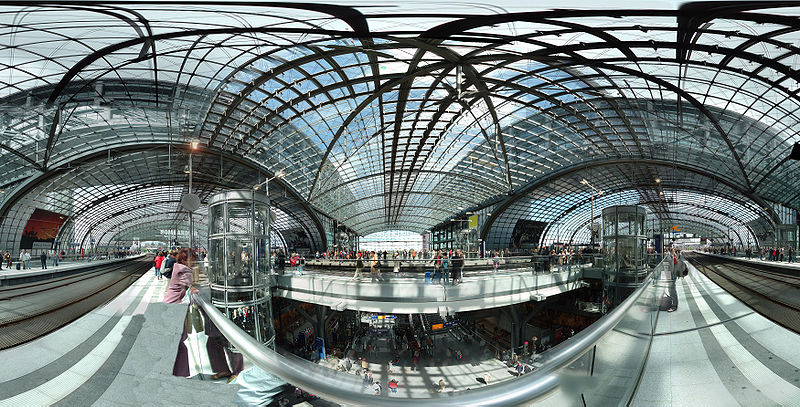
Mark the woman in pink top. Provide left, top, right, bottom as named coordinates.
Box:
left=163, top=249, right=197, bottom=304
left=164, top=248, right=198, bottom=377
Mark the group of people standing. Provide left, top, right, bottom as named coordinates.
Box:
left=710, top=246, right=797, bottom=263
left=348, top=249, right=466, bottom=284
left=432, top=249, right=465, bottom=285
left=153, top=250, right=177, bottom=280
left=0, top=249, right=62, bottom=271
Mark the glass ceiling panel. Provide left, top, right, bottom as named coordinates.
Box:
left=1, top=3, right=800, bottom=245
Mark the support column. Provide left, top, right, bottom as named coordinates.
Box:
left=517, top=300, right=549, bottom=351
left=316, top=305, right=328, bottom=343
left=503, top=305, right=520, bottom=355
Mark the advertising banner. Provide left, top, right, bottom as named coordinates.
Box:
left=20, top=208, right=66, bottom=250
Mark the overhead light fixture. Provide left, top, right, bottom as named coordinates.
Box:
left=190, top=140, right=200, bottom=150
left=654, top=178, right=661, bottom=184
left=580, top=179, right=588, bottom=185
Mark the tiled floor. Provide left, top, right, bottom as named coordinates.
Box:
left=633, top=261, right=800, bottom=407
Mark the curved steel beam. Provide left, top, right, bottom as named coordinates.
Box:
left=543, top=185, right=767, bottom=243
left=479, top=158, right=781, bottom=242
left=559, top=199, right=755, bottom=248
left=0, top=142, right=328, bottom=249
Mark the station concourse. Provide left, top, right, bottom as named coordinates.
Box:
left=1, top=2, right=800, bottom=406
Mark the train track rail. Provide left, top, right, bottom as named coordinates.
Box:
left=0, top=260, right=142, bottom=301
left=685, top=252, right=800, bottom=333
left=0, top=257, right=153, bottom=350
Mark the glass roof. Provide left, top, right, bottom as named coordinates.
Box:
left=1, top=2, right=800, bottom=250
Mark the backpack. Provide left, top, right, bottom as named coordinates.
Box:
left=162, top=257, right=176, bottom=278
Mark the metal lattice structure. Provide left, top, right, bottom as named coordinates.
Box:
left=1, top=3, right=800, bottom=251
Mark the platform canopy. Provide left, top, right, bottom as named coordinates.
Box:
left=1, top=2, right=799, bottom=251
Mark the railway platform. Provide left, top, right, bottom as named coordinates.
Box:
left=0, top=268, right=238, bottom=406
left=633, top=259, right=800, bottom=406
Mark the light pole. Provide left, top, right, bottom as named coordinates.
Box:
left=580, top=178, right=603, bottom=248
left=253, top=170, right=286, bottom=280
left=253, top=169, right=287, bottom=197
left=184, top=140, right=200, bottom=250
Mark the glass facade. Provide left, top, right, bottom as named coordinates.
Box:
left=0, top=4, right=798, bottom=254
left=359, top=230, right=423, bottom=252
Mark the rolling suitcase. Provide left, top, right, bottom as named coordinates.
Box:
left=424, top=270, right=431, bottom=285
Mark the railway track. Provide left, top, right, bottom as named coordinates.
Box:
left=0, top=257, right=153, bottom=350
left=685, top=252, right=800, bottom=333
left=0, top=260, right=144, bottom=301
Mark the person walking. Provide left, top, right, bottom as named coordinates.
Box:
left=297, top=254, right=304, bottom=275
left=451, top=250, right=464, bottom=285
left=19, top=250, right=26, bottom=270
left=352, top=253, right=364, bottom=280
left=370, top=251, right=383, bottom=283
left=433, top=251, right=442, bottom=284
left=40, top=251, right=47, bottom=269
left=441, top=253, right=450, bottom=285
left=392, top=252, right=401, bottom=279
left=4, top=251, right=11, bottom=269
left=154, top=251, right=165, bottom=280
left=664, top=248, right=681, bottom=312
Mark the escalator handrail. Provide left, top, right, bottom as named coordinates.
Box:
left=192, top=266, right=656, bottom=406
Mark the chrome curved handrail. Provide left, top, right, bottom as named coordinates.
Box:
left=193, top=267, right=656, bottom=406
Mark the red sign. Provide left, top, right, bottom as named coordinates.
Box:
left=20, top=208, right=66, bottom=249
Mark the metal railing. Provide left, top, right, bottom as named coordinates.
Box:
left=296, top=255, right=597, bottom=277
left=192, top=261, right=657, bottom=406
